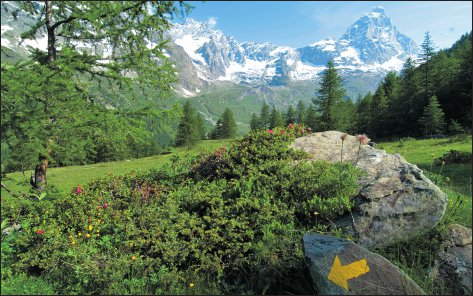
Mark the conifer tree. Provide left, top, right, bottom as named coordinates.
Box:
left=250, top=113, right=259, bottom=131
left=175, top=101, right=200, bottom=149
left=259, top=102, right=271, bottom=129
left=305, top=105, right=318, bottom=131
left=420, top=31, right=437, bottom=105
left=211, top=108, right=237, bottom=139
left=195, top=112, right=207, bottom=140
left=221, top=108, right=237, bottom=138
left=269, top=107, right=284, bottom=129
left=296, top=100, right=306, bottom=124
left=285, top=105, right=297, bottom=125
left=418, top=95, right=445, bottom=137
left=313, top=60, right=346, bottom=131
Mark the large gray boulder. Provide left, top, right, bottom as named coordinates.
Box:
left=291, top=131, right=447, bottom=248
left=303, top=233, right=425, bottom=295
left=430, top=224, right=472, bottom=294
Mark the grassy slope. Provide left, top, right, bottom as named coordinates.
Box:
left=377, top=136, right=472, bottom=196
left=1, top=139, right=232, bottom=198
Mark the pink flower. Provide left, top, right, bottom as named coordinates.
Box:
left=267, top=129, right=274, bottom=134
left=301, top=129, right=305, bottom=134
left=280, top=130, right=285, bottom=134
left=288, top=123, right=294, bottom=129
left=356, top=134, right=371, bottom=145
left=75, top=186, right=83, bottom=194
left=37, top=229, right=44, bottom=235
left=103, top=203, right=109, bottom=209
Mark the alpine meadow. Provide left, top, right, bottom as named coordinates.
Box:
left=1, top=1, right=472, bottom=295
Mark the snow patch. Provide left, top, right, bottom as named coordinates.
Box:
left=174, top=35, right=209, bottom=64
left=1, top=25, right=13, bottom=34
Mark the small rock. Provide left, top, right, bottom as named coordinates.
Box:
left=2, top=223, right=21, bottom=236
left=303, top=233, right=425, bottom=295
left=430, top=224, right=472, bottom=295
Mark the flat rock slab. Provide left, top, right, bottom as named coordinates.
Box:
left=303, top=233, right=425, bottom=295
left=291, top=131, right=447, bottom=248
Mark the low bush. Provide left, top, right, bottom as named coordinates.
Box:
left=437, top=149, right=472, bottom=164
left=1, top=125, right=361, bottom=295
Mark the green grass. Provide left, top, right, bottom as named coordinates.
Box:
left=377, top=136, right=472, bottom=196
left=1, top=139, right=232, bottom=199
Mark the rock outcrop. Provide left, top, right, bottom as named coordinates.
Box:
left=291, top=131, right=447, bottom=248
left=303, top=233, right=425, bottom=295
left=430, top=224, right=472, bottom=294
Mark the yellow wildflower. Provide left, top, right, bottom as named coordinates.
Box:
left=131, top=255, right=137, bottom=261
left=189, top=283, right=195, bottom=288
left=86, top=233, right=91, bottom=238
left=129, top=242, right=133, bottom=247
left=89, top=225, right=93, bottom=231
left=78, top=232, right=82, bottom=237
left=97, top=219, right=101, bottom=223
left=71, top=240, right=76, bottom=245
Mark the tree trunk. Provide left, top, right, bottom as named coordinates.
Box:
left=45, top=1, right=56, bottom=64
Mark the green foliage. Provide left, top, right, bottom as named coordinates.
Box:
left=285, top=104, right=297, bottom=125
left=1, top=273, right=56, bottom=295
left=269, top=106, right=285, bottom=129
left=250, top=113, right=259, bottom=131
left=357, top=32, right=471, bottom=139
left=175, top=101, right=202, bottom=149
left=418, top=95, right=445, bottom=136
left=211, top=108, right=237, bottom=139
left=437, top=150, right=472, bottom=164
left=313, top=60, right=346, bottom=131
left=259, top=102, right=271, bottom=129
left=2, top=125, right=360, bottom=295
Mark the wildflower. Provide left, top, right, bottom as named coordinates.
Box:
left=131, top=255, right=137, bottom=261
left=96, top=230, right=100, bottom=233
left=129, top=242, right=133, bottom=247
left=301, top=129, right=305, bottom=134
left=89, top=225, right=93, bottom=231
left=280, top=130, right=285, bottom=134
left=97, top=219, right=101, bottom=223
left=37, top=229, right=44, bottom=235
left=103, top=203, right=109, bottom=209
left=356, top=134, right=370, bottom=145
left=86, top=233, right=91, bottom=238
left=267, top=129, right=274, bottom=134
left=307, top=127, right=312, bottom=132
left=71, top=240, right=76, bottom=245
left=189, top=283, right=195, bottom=288
left=442, top=161, right=446, bottom=165
left=75, top=186, right=83, bottom=194
left=355, top=133, right=370, bottom=167
left=288, top=123, right=294, bottom=129
left=340, top=133, right=348, bottom=162
left=78, top=232, right=82, bottom=237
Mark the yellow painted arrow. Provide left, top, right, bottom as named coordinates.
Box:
left=327, top=255, right=370, bottom=290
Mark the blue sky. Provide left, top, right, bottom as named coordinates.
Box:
left=174, top=1, right=472, bottom=49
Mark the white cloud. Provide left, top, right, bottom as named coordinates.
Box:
left=207, top=16, right=217, bottom=28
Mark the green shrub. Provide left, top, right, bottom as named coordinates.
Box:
left=437, top=149, right=472, bottom=164
left=1, top=125, right=361, bottom=295
left=1, top=273, right=56, bottom=295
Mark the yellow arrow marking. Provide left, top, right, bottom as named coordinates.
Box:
left=327, top=255, right=370, bottom=290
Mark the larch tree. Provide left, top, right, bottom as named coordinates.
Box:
left=313, top=60, right=346, bottom=131
left=3, top=1, right=189, bottom=187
